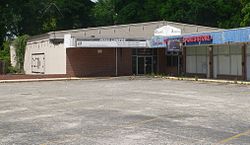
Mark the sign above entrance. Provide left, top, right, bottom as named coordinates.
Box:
left=167, top=38, right=182, bottom=52
left=183, top=35, right=213, bottom=45
left=76, top=38, right=148, bottom=48
left=149, top=34, right=213, bottom=48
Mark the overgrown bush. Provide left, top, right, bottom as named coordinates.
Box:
left=0, top=41, right=11, bottom=73
left=13, top=35, right=29, bottom=73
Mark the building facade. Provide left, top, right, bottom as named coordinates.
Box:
left=24, top=21, right=222, bottom=77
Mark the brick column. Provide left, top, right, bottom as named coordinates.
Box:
left=208, top=46, right=213, bottom=78
left=182, top=47, right=187, bottom=74
left=242, top=44, right=247, bottom=80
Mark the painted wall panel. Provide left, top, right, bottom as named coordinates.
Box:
left=231, top=55, right=242, bottom=75
left=186, top=47, right=196, bottom=55
left=186, top=56, right=196, bottom=73
left=218, top=55, right=230, bottom=75
left=197, top=55, right=207, bottom=74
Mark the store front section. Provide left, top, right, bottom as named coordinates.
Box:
left=132, top=49, right=157, bottom=75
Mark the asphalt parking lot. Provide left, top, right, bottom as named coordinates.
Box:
left=0, top=77, right=250, bottom=145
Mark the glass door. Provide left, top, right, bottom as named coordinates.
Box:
left=138, top=57, right=145, bottom=75
left=137, top=56, right=153, bottom=75
left=145, top=57, right=153, bottom=74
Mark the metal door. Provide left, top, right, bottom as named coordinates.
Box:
left=31, top=53, right=45, bottom=74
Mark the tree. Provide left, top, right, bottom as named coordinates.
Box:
left=241, top=0, right=250, bottom=26
left=216, top=0, right=243, bottom=28
left=0, top=41, right=11, bottom=73
left=92, top=0, right=118, bottom=26
left=0, top=0, right=22, bottom=47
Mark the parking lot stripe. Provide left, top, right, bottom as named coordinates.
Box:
left=120, top=117, right=159, bottom=128
left=216, top=129, right=250, bottom=144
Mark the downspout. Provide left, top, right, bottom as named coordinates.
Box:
left=116, top=47, right=118, bottom=76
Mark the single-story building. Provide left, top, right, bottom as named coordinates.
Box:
left=24, top=21, right=222, bottom=77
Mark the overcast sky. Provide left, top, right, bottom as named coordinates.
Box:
left=91, top=0, right=98, bottom=2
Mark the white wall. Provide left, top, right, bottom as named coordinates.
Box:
left=24, top=39, right=66, bottom=74
left=213, top=45, right=242, bottom=78
left=186, top=46, right=208, bottom=74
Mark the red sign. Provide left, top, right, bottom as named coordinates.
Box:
left=183, top=35, right=212, bottom=43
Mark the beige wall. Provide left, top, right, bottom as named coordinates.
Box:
left=24, top=39, right=66, bottom=74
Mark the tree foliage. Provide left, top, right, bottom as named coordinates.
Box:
left=1, top=0, right=250, bottom=44
left=0, top=0, right=94, bottom=48
left=2, top=0, right=250, bottom=72
left=0, top=41, right=11, bottom=73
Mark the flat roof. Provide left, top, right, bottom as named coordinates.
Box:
left=28, top=21, right=223, bottom=42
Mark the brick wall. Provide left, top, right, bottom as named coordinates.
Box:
left=117, top=48, right=133, bottom=76
left=157, top=48, right=179, bottom=75
left=157, top=49, right=166, bottom=74
left=66, top=48, right=132, bottom=77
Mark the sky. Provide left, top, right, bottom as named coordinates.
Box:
left=91, top=0, right=98, bottom=2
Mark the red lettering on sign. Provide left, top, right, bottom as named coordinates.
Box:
left=183, top=35, right=212, bottom=43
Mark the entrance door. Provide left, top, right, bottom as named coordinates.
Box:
left=31, top=53, right=45, bottom=74
left=137, top=56, right=153, bottom=75
left=145, top=57, right=153, bottom=74
left=138, top=57, right=145, bottom=74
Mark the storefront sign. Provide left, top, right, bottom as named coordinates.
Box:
left=149, top=36, right=168, bottom=48
left=167, top=38, right=182, bottom=52
left=183, top=35, right=212, bottom=44
left=76, top=38, right=147, bottom=48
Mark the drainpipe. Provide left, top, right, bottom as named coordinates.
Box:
left=116, top=47, right=118, bottom=76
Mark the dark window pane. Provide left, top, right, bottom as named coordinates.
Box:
left=173, top=56, right=178, bottom=66
left=132, top=49, right=137, bottom=55
left=132, top=56, right=137, bottom=74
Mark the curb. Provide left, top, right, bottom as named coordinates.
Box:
left=0, top=76, right=118, bottom=83
left=162, top=76, right=250, bottom=85
left=0, top=76, right=249, bottom=85
left=0, top=77, right=81, bottom=83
